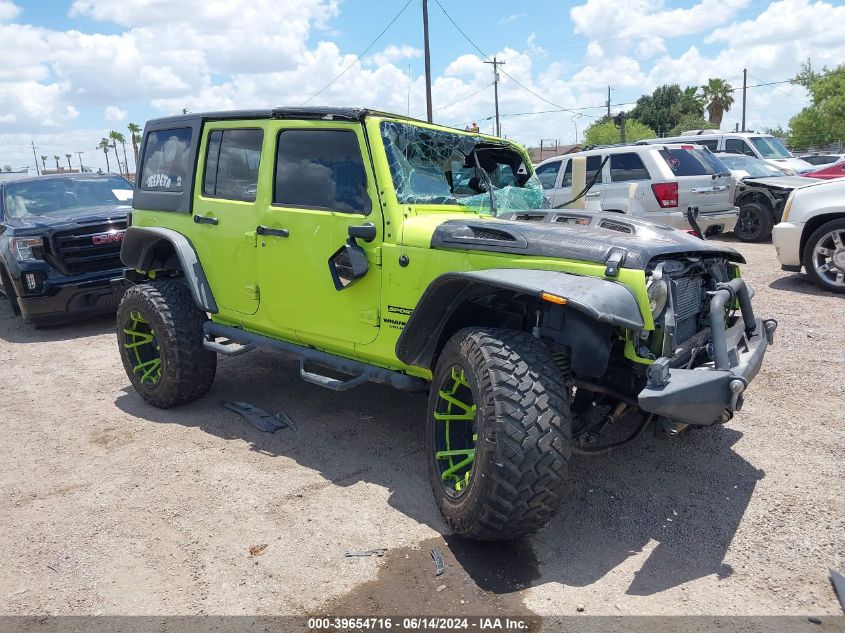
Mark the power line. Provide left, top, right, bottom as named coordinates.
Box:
left=418, top=82, right=495, bottom=118
left=431, top=0, right=582, bottom=116
left=301, top=0, right=413, bottom=105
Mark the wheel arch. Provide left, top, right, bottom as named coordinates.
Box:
left=395, top=269, right=645, bottom=376
left=120, top=226, right=218, bottom=313
left=799, top=212, right=845, bottom=261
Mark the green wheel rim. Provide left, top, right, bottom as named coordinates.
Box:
left=122, top=309, right=162, bottom=386
left=433, top=365, right=478, bottom=497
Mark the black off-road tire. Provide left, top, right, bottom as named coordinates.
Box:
left=802, top=218, right=845, bottom=294
left=426, top=327, right=572, bottom=541
left=117, top=281, right=217, bottom=408
left=735, top=201, right=774, bottom=242
left=0, top=266, right=21, bottom=315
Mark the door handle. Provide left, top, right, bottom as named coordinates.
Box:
left=257, top=225, right=289, bottom=238
left=586, top=191, right=602, bottom=197
left=194, top=215, right=218, bottom=225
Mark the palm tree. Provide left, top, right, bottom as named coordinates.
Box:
left=700, top=78, right=735, bottom=128
left=53, top=155, right=61, bottom=171
left=128, top=122, right=142, bottom=171
left=98, top=138, right=111, bottom=172
left=65, top=154, right=73, bottom=170
left=109, top=131, right=124, bottom=175
left=40, top=155, right=47, bottom=172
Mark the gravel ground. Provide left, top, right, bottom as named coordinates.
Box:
left=0, top=236, right=842, bottom=617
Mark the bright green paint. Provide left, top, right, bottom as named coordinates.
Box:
left=434, top=366, right=477, bottom=494
left=123, top=309, right=162, bottom=385
left=130, top=114, right=657, bottom=381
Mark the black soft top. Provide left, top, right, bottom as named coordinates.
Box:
left=145, top=107, right=424, bottom=128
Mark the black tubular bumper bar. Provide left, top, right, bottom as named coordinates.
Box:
left=638, top=278, right=778, bottom=426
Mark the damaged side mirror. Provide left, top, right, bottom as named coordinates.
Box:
left=329, top=239, right=369, bottom=290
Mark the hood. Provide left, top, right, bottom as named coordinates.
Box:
left=430, top=210, right=743, bottom=271
left=3, top=204, right=129, bottom=231
left=742, top=175, right=818, bottom=190
left=765, top=157, right=815, bottom=173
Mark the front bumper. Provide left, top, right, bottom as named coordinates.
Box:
left=638, top=278, right=777, bottom=426
left=772, top=221, right=803, bottom=269
left=17, top=275, right=122, bottom=324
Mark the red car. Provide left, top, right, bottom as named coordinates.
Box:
left=805, top=161, right=845, bottom=180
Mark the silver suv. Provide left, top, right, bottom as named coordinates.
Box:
left=535, top=144, right=739, bottom=235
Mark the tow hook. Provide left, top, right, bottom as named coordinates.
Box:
left=729, top=378, right=746, bottom=411
left=763, top=319, right=778, bottom=345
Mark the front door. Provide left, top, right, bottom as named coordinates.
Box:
left=255, top=122, right=382, bottom=347
left=191, top=124, right=265, bottom=315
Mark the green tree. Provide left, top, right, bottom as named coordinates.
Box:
left=628, top=84, right=704, bottom=135
left=40, top=155, right=47, bottom=171
left=788, top=62, right=845, bottom=150
left=109, top=130, right=125, bottom=175
left=700, top=78, right=735, bottom=127
left=3, top=165, right=11, bottom=172
left=53, top=155, right=60, bottom=170
left=584, top=118, right=655, bottom=146
left=670, top=114, right=711, bottom=136
left=98, top=138, right=111, bottom=172
left=128, top=122, right=142, bottom=170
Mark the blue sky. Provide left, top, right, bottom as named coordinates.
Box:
left=1, top=0, right=842, bottom=172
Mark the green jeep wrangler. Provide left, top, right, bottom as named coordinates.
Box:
left=117, top=107, right=777, bottom=540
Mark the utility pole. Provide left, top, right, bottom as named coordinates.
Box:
left=76, top=151, right=85, bottom=172
left=31, top=141, right=40, bottom=175
left=422, top=0, right=433, bottom=123
left=607, top=86, right=611, bottom=118
left=741, top=68, right=747, bottom=132
left=484, top=57, right=505, bottom=136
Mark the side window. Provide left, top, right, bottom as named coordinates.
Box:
left=698, top=139, right=719, bottom=151
left=561, top=156, right=604, bottom=187
left=610, top=152, right=650, bottom=181
left=535, top=161, right=561, bottom=189
left=726, top=138, right=754, bottom=157
left=274, top=129, right=370, bottom=214
left=140, top=127, right=192, bottom=192
left=202, top=129, right=263, bottom=202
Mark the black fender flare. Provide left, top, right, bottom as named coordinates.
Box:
left=120, top=226, right=218, bottom=313
left=395, top=268, right=645, bottom=370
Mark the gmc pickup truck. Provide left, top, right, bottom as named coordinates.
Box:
left=0, top=173, right=132, bottom=326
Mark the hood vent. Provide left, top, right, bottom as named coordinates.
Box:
left=599, top=220, right=633, bottom=234
left=470, top=226, right=517, bottom=241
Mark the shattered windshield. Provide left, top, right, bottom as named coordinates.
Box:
left=380, top=121, right=544, bottom=215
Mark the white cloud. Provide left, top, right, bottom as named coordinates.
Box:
left=0, top=0, right=20, bottom=22
left=368, top=45, right=422, bottom=68
left=498, top=14, right=525, bottom=26
left=104, top=105, right=127, bottom=122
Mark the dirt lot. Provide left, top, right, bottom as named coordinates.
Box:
left=0, top=236, right=843, bottom=617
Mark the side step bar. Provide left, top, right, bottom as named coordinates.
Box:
left=203, top=322, right=428, bottom=393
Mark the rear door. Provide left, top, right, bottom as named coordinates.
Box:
left=657, top=147, right=734, bottom=214
left=191, top=123, right=264, bottom=315
left=551, top=155, right=605, bottom=208
left=603, top=151, right=651, bottom=215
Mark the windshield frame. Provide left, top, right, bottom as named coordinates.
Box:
left=378, top=119, right=544, bottom=215
left=3, top=176, right=133, bottom=219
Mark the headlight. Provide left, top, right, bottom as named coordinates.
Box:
left=780, top=167, right=797, bottom=175
left=782, top=191, right=795, bottom=222
left=647, top=279, right=668, bottom=318
left=11, top=237, right=44, bottom=262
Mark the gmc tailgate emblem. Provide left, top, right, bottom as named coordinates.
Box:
left=92, top=231, right=125, bottom=245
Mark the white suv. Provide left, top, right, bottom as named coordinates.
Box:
left=643, top=131, right=814, bottom=175
left=534, top=144, right=738, bottom=234
left=772, top=178, right=845, bottom=293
